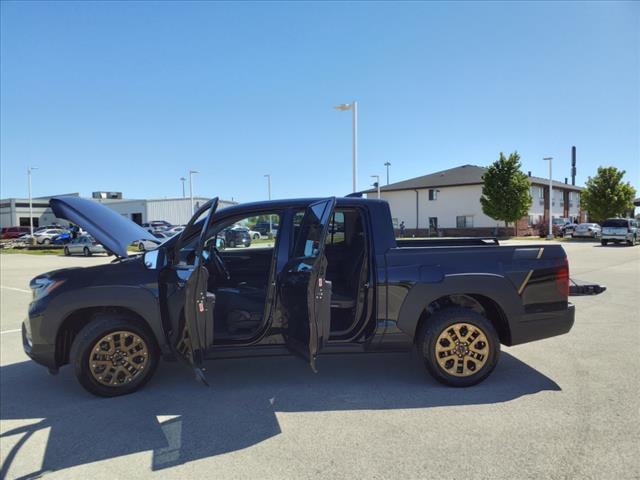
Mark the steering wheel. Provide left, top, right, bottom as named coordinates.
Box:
left=208, top=246, right=230, bottom=281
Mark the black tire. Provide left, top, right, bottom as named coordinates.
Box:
left=83, top=247, right=92, bottom=257
left=417, top=308, right=500, bottom=387
left=43, top=238, right=51, bottom=245
left=69, top=314, right=159, bottom=397
left=64, top=247, right=70, bottom=256
left=138, top=243, right=145, bottom=252
left=229, top=240, right=235, bottom=248
left=601, top=240, right=608, bottom=246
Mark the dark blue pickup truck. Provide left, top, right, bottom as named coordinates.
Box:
left=22, top=195, right=603, bottom=396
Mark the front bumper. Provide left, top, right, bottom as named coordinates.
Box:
left=510, top=303, right=575, bottom=345
left=22, top=317, right=57, bottom=371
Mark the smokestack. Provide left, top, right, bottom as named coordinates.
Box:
left=528, top=171, right=532, bottom=177
left=565, top=177, right=568, bottom=184
left=571, top=146, right=576, bottom=186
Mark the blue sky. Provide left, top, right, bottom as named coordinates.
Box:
left=1, top=1, right=638, bottom=202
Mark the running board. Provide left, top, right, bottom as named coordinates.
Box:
left=569, top=278, right=607, bottom=296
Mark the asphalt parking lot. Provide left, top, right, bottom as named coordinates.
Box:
left=1, top=241, right=639, bottom=480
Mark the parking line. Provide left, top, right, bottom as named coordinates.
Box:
left=0, top=285, right=30, bottom=294
left=0, top=329, right=21, bottom=335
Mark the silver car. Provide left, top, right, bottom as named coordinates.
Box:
left=572, top=223, right=601, bottom=239
left=64, top=236, right=108, bottom=256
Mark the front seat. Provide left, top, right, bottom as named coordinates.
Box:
left=215, top=285, right=266, bottom=334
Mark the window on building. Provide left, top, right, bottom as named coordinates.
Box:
left=428, top=189, right=438, bottom=201
left=19, top=217, right=38, bottom=227
left=456, top=216, right=473, bottom=228
left=131, top=213, right=143, bottom=225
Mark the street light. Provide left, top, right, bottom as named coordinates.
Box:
left=384, top=162, right=391, bottom=185
left=334, top=101, right=358, bottom=192
left=189, top=170, right=199, bottom=214
left=180, top=177, right=186, bottom=198
left=371, top=175, right=381, bottom=199
left=27, top=166, right=38, bottom=238
left=543, top=157, right=553, bottom=240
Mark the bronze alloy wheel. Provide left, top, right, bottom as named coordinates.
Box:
left=434, top=322, right=490, bottom=377
left=88, top=331, right=149, bottom=386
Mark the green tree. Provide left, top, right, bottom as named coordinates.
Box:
left=580, top=166, right=636, bottom=222
left=480, top=151, right=532, bottom=236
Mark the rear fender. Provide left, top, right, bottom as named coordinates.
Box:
left=396, top=274, right=523, bottom=341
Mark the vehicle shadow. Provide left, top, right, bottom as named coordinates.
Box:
left=0, top=352, right=560, bottom=478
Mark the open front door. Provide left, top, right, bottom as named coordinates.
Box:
left=164, top=198, right=219, bottom=383
left=278, top=197, right=336, bottom=372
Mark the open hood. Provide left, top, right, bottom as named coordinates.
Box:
left=50, top=196, right=158, bottom=258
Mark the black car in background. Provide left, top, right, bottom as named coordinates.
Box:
left=223, top=226, right=251, bottom=248
left=253, top=221, right=278, bottom=236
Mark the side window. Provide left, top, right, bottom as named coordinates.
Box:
left=325, top=211, right=345, bottom=246
left=204, top=212, right=281, bottom=252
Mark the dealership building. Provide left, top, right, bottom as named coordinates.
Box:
left=0, top=192, right=237, bottom=229
left=364, top=164, right=585, bottom=236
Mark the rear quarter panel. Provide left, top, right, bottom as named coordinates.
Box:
left=381, top=244, right=569, bottom=346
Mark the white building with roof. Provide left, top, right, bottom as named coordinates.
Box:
left=364, top=164, right=585, bottom=236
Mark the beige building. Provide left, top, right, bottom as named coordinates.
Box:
left=364, top=165, right=585, bottom=236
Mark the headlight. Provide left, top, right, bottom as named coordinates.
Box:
left=32, top=278, right=66, bottom=300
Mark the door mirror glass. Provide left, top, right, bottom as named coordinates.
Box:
left=144, top=250, right=159, bottom=269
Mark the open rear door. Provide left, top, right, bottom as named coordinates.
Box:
left=278, top=197, right=336, bottom=372
left=164, top=198, right=219, bottom=383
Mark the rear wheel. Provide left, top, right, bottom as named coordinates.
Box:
left=64, top=247, right=70, bottom=256
left=69, top=314, right=159, bottom=397
left=83, top=247, right=92, bottom=256
left=601, top=240, right=608, bottom=246
left=229, top=240, right=235, bottom=248
left=418, top=308, right=500, bottom=387
left=43, top=238, right=51, bottom=245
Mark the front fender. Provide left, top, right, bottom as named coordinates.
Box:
left=37, top=285, right=168, bottom=354
left=396, top=274, right=524, bottom=341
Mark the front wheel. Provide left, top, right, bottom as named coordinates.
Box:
left=418, top=308, right=500, bottom=387
left=64, top=247, right=70, bottom=256
left=83, top=247, right=92, bottom=256
left=601, top=240, right=608, bottom=246
left=69, top=314, right=159, bottom=397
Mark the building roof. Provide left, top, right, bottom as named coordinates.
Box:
left=364, top=164, right=584, bottom=193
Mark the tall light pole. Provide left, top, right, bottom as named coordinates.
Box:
left=189, top=170, right=198, bottom=214
left=334, top=101, right=358, bottom=192
left=384, top=162, right=391, bottom=185
left=180, top=177, right=186, bottom=198
left=371, top=175, right=381, bottom=199
left=543, top=157, right=553, bottom=240
left=264, top=174, right=272, bottom=235
left=27, top=167, right=38, bottom=238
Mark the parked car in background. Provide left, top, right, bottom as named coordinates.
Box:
left=34, top=229, right=67, bottom=245
left=134, top=231, right=172, bottom=251
left=253, top=221, right=278, bottom=237
left=1, top=226, right=31, bottom=239
left=224, top=225, right=252, bottom=248
left=248, top=228, right=262, bottom=240
left=64, top=235, right=108, bottom=256
left=572, top=223, right=601, bottom=239
left=561, top=223, right=578, bottom=236
left=601, top=218, right=638, bottom=246
left=166, top=225, right=185, bottom=236
left=52, top=231, right=73, bottom=245
left=142, top=221, right=173, bottom=232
